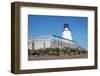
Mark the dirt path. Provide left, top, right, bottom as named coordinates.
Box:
left=28, top=54, right=88, bottom=61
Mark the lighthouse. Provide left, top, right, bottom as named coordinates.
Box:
left=62, top=24, right=72, bottom=40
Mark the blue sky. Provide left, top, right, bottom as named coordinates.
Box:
left=28, top=15, right=88, bottom=49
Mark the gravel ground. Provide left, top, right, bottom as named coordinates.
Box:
left=28, top=54, right=88, bottom=61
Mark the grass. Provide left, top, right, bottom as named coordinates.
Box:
left=29, top=47, right=87, bottom=56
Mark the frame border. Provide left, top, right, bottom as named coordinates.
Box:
left=11, top=2, right=98, bottom=74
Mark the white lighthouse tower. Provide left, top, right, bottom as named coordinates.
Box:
left=62, top=24, right=72, bottom=40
